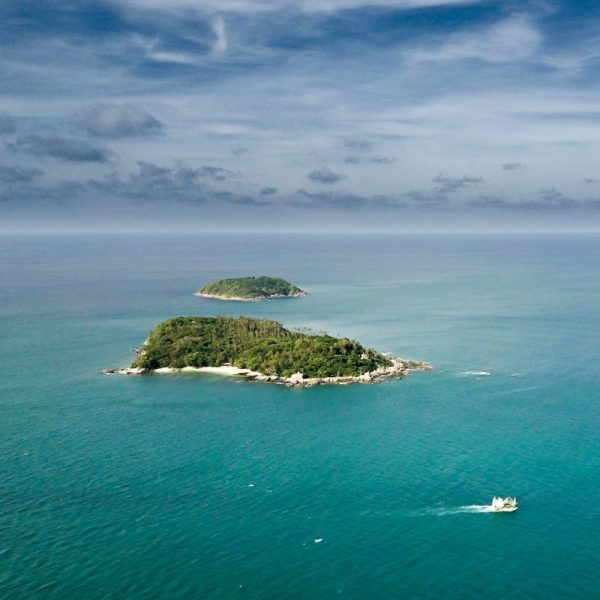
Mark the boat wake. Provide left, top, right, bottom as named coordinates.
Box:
left=461, top=371, right=491, bottom=377
left=415, top=505, right=494, bottom=516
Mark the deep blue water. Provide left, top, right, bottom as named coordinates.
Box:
left=1, top=234, right=599, bottom=599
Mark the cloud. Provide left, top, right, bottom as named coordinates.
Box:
left=432, top=174, right=481, bottom=194
left=0, top=164, right=43, bottom=183
left=405, top=190, right=448, bottom=204
left=0, top=115, right=16, bottom=135
left=345, top=155, right=396, bottom=164
left=212, top=16, right=228, bottom=54
left=291, top=188, right=401, bottom=209
left=371, top=156, right=396, bottom=164
left=119, top=1, right=484, bottom=14
left=210, top=190, right=269, bottom=205
left=538, top=187, right=575, bottom=208
left=307, top=167, right=346, bottom=184
left=260, top=186, right=278, bottom=195
left=412, top=16, right=542, bottom=64
left=502, top=162, right=525, bottom=171
left=344, top=139, right=373, bottom=151
left=584, top=178, right=595, bottom=185
left=197, top=165, right=236, bottom=181
left=87, top=161, right=249, bottom=203
left=232, top=147, right=249, bottom=157
left=76, top=104, right=163, bottom=138
left=8, top=135, right=111, bottom=163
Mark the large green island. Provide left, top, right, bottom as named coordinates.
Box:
left=105, top=316, right=431, bottom=386
left=195, top=276, right=308, bottom=301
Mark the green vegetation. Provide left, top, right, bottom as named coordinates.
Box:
left=197, top=276, right=306, bottom=300
left=133, top=316, right=391, bottom=378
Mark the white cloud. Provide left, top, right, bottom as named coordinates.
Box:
left=118, top=0, right=485, bottom=14
left=412, top=16, right=542, bottom=64
left=212, top=17, right=228, bottom=54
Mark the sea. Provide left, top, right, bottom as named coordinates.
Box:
left=1, top=233, right=598, bottom=599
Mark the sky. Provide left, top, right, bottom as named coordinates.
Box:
left=2, top=0, right=600, bottom=232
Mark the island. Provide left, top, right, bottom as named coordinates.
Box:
left=195, top=276, right=308, bottom=301
left=105, top=316, right=431, bottom=386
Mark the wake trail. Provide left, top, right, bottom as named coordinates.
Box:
left=413, top=505, right=493, bottom=516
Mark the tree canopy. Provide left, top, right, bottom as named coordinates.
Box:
left=198, top=276, right=306, bottom=299
left=133, top=316, right=391, bottom=378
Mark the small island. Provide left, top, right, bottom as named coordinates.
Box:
left=105, top=316, right=431, bottom=386
left=195, top=276, right=308, bottom=301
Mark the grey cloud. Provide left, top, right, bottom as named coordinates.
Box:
left=76, top=104, right=163, bottom=138
left=87, top=161, right=257, bottom=204
left=0, top=180, right=83, bottom=203
left=291, top=189, right=401, bottom=209
left=468, top=191, right=594, bottom=210
left=307, top=167, right=346, bottom=185
left=232, top=147, right=249, bottom=157
left=8, top=135, right=111, bottom=162
left=538, top=187, right=576, bottom=208
left=260, top=186, right=278, bottom=195
left=0, top=164, right=43, bottom=183
left=89, top=161, right=203, bottom=200
left=432, top=174, right=482, bottom=194
left=209, top=190, right=269, bottom=206
left=345, top=155, right=396, bottom=165
left=197, top=165, right=236, bottom=181
left=0, top=115, right=16, bottom=135
left=502, top=162, right=525, bottom=171
left=371, top=156, right=396, bottom=164
left=405, top=190, right=448, bottom=205
left=344, top=139, right=373, bottom=151
left=584, top=178, right=595, bottom=185
left=0, top=160, right=263, bottom=207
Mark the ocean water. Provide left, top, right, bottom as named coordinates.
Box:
left=0, top=233, right=599, bottom=599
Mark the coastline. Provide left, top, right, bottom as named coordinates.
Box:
left=194, top=292, right=308, bottom=302
left=103, top=358, right=432, bottom=386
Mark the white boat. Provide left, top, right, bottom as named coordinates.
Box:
left=489, top=496, right=518, bottom=512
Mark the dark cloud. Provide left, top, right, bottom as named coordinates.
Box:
left=89, top=161, right=201, bottom=200
left=197, top=165, right=236, bottom=181
left=344, top=139, right=373, bottom=151
left=76, top=104, right=163, bottom=138
left=87, top=161, right=258, bottom=204
left=0, top=179, right=83, bottom=203
left=0, top=115, right=16, bottom=135
left=209, top=190, right=269, bottom=206
left=432, top=174, right=482, bottom=194
left=538, top=187, right=576, bottom=208
left=371, top=156, right=396, bottom=164
left=0, top=164, right=42, bottom=183
left=290, top=189, right=401, bottom=209
left=8, top=135, right=111, bottom=162
left=260, top=186, right=278, bottom=195
left=0, top=160, right=264, bottom=207
left=583, top=178, right=595, bottom=185
left=502, top=162, right=525, bottom=171
left=232, top=147, right=249, bottom=157
left=345, top=155, right=396, bottom=165
left=307, top=167, right=346, bottom=185
left=468, top=190, right=598, bottom=210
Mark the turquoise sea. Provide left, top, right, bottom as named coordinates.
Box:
left=1, top=233, right=599, bottom=599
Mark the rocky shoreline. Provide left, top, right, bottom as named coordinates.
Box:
left=103, top=357, right=431, bottom=387
left=194, top=291, right=308, bottom=302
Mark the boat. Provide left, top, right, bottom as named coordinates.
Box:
left=489, top=496, right=518, bottom=512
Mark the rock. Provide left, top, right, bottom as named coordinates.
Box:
left=288, top=372, right=304, bottom=385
